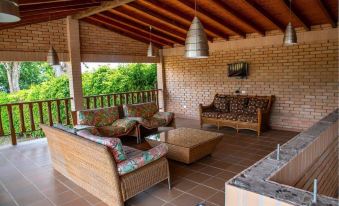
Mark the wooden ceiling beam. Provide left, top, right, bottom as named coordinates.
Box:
left=19, top=0, right=100, bottom=12
left=20, top=4, right=99, bottom=17
left=18, top=0, right=79, bottom=5
left=72, top=0, right=136, bottom=19
left=210, top=0, right=265, bottom=36
left=82, top=18, right=162, bottom=48
left=90, top=14, right=171, bottom=46
left=109, top=9, right=187, bottom=41
left=100, top=11, right=185, bottom=45
left=241, top=0, right=285, bottom=32
left=133, top=0, right=216, bottom=41
left=315, top=0, right=337, bottom=28
left=175, top=0, right=241, bottom=38
left=282, top=0, right=311, bottom=30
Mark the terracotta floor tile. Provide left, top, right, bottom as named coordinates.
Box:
left=170, top=193, right=203, bottom=206
left=46, top=190, right=80, bottom=205
left=61, top=198, right=92, bottom=206
left=188, top=185, right=218, bottom=199
left=207, top=191, right=225, bottom=206
left=185, top=172, right=212, bottom=183
left=201, top=177, right=226, bottom=191
left=173, top=178, right=198, bottom=192
left=197, top=166, right=224, bottom=176
left=215, top=171, right=237, bottom=181
left=146, top=183, right=183, bottom=202
left=126, top=192, right=165, bottom=206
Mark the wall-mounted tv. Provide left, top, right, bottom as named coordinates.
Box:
left=228, top=62, right=248, bottom=78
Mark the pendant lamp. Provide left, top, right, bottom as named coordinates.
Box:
left=47, top=17, right=60, bottom=66
left=147, top=26, right=156, bottom=57
left=283, top=0, right=297, bottom=45
left=0, top=0, right=20, bottom=23
left=185, top=0, right=209, bottom=58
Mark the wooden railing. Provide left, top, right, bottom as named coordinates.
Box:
left=0, top=89, right=159, bottom=145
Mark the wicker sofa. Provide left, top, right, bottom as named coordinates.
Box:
left=41, top=124, right=170, bottom=206
left=199, top=94, right=274, bottom=136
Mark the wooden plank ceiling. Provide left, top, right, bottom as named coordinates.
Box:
left=0, top=0, right=337, bottom=48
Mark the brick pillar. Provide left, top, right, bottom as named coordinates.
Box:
left=157, top=50, right=166, bottom=111
left=66, top=16, right=83, bottom=111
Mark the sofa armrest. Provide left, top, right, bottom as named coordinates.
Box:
left=199, top=103, right=214, bottom=113
left=257, top=108, right=271, bottom=129
left=117, top=143, right=168, bottom=175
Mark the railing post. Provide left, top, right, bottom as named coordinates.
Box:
left=0, top=107, right=4, bottom=136
left=7, top=105, right=17, bottom=145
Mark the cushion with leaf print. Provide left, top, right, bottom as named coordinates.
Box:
left=123, top=102, right=158, bottom=119
left=78, top=106, right=120, bottom=127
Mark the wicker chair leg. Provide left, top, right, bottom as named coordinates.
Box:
left=168, top=177, right=171, bottom=190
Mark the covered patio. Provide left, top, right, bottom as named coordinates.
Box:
left=0, top=0, right=338, bottom=206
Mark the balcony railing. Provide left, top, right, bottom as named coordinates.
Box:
left=0, top=89, right=159, bottom=145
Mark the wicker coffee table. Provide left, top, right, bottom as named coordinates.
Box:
left=145, top=128, right=223, bottom=164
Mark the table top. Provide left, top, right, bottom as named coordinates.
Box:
left=145, top=127, right=223, bottom=148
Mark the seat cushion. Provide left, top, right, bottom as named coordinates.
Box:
left=218, top=113, right=238, bottom=121
left=246, top=98, right=269, bottom=114
left=213, top=94, right=230, bottom=112
left=77, top=129, right=127, bottom=163
left=230, top=97, right=248, bottom=114
left=238, top=114, right=258, bottom=123
left=153, top=112, right=174, bottom=125
left=78, top=106, right=120, bottom=127
left=202, top=111, right=220, bottom=118
left=97, top=119, right=137, bottom=137
left=117, top=143, right=168, bottom=175
left=123, top=102, right=158, bottom=119
left=139, top=117, right=167, bottom=129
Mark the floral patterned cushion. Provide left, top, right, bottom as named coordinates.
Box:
left=117, top=143, right=168, bottom=175
left=238, top=114, right=258, bottom=123
left=153, top=112, right=174, bottom=125
left=123, top=102, right=158, bottom=119
left=213, top=94, right=230, bottom=112
left=77, top=129, right=127, bottom=163
left=97, top=119, right=137, bottom=137
left=246, top=98, right=269, bottom=114
left=139, top=117, right=167, bottom=129
left=218, top=113, right=238, bottom=121
left=230, top=97, right=248, bottom=114
left=78, top=106, right=120, bottom=127
left=202, top=111, right=220, bottom=118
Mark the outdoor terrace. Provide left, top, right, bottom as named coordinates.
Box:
left=0, top=118, right=297, bottom=206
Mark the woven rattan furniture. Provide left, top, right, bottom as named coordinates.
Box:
left=145, top=128, right=223, bottom=164
left=199, top=94, right=274, bottom=136
left=41, top=124, right=170, bottom=206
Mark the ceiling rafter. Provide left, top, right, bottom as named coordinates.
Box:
left=174, top=0, right=243, bottom=38
left=90, top=14, right=173, bottom=46
left=108, top=9, right=187, bottom=42
left=100, top=11, right=185, bottom=45
left=19, top=0, right=100, bottom=12
left=241, top=0, right=285, bottom=32
left=133, top=0, right=216, bottom=41
left=282, top=0, right=311, bottom=31
left=315, top=0, right=337, bottom=28
left=20, top=4, right=99, bottom=17
left=82, top=17, right=162, bottom=48
left=209, top=0, right=265, bottom=36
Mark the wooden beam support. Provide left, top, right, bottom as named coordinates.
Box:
left=72, top=0, right=136, bottom=19
left=133, top=0, right=215, bottom=41
left=282, top=0, right=311, bottom=30
left=82, top=18, right=162, bottom=48
left=100, top=11, right=185, bottom=45
left=95, top=13, right=174, bottom=46
left=19, top=0, right=100, bottom=12
left=176, top=0, right=240, bottom=38
left=241, top=0, right=285, bottom=32
left=315, top=0, right=337, bottom=28
left=20, top=5, right=98, bottom=17
left=210, top=0, right=265, bottom=36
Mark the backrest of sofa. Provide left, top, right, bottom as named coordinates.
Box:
left=41, top=124, right=124, bottom=206
left=247, top=95, right=274, bottom=111
left=77, top=106, right=120, bottom=127
left=123, top=102, right=158, bottom=119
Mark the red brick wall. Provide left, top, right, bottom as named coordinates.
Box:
left=163, top=31, right=338, bottom=131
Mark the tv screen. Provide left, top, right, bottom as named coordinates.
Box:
left=228, top=62, right=248, bottom=78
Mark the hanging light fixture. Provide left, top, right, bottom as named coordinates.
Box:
left=185, top=0, right=209, bottom=58
left=0, top=0, right=20, bottom=23
left=283, top=0, right=297, bottom=45
left=47, top=16, right=60, bottom=66
left=147, top=26, right=156, bottom=57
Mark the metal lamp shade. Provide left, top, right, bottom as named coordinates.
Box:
left=147, top=42, right=156, bottom=57
left=185, top=16, right=209, bottom=58
left=47, top=46, right=60, bottom=66
left=0, top=0, right=20, bottom=23
left=283, top=22, right=297, bottom=45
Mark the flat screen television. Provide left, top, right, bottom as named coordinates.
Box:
left=228, top=62, right=248, bottom=78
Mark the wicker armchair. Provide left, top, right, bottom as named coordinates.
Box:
left=41, top=124, right=171, bottom=206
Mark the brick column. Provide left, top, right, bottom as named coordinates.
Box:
left=157, top=50, right=166, bottom=111
left=66, top=16, right=83, bottom=111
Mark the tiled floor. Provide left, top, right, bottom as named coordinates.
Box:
left=0, top=118, right=298, bottom=206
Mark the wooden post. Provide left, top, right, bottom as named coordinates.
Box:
left=66, top=16, right=83, bottom=112
left=7, top=105, right=16, bottom=145
left=157, top=50, right=166, bottom=111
